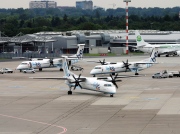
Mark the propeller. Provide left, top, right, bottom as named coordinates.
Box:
left=122, top=59, right=131, bottom=72
left=98, top=59, right=107, bottom=65
left=109, top=74, right=122, bottom=88
left=70, top=74, right=83, bottom=90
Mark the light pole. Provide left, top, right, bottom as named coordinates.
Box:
left=123, top=0, right=131, bottom=54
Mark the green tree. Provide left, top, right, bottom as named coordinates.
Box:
left=63, top=14, right=68, bottom=22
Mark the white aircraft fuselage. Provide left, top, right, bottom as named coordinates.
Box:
left=90, top=47, right=158, bottom=76
left=16, top=44, right=85, bottom=71
left=138, top=44, right=180, bottom=54
left=66, top=76, right=116, bottom=94
left=135, top=30, right=180, bottom=56
left=90, top=62, right=153, bottom=75
left=16, top=59, right=51, bottom=70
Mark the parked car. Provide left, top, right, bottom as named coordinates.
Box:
left=22, top=68, right=35, bottom=73
left=1, top=68, right=13, bottom=73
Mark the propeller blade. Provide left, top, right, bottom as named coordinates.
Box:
left=74, top=83, right=78, bottom=90
left=99, top=59, right=107, bottom=65
left=72, top=74, right=83, bottom=90
left=78, top=74, right=81, bottom=80
left=78, top=83, right=82, bottom=89
left=109, top=74, right=121, bottom=89
left=114, top=83, right=118, bottom=88
left=122, top=59, right=132, bottom=72
left=114, top=73, right=118, bottom=79
left=72, top=75, right=76, bottom=80
left=110, top=74, right=113, bottom=79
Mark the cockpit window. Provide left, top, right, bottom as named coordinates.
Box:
left=21, top=63, right=28, bottom=65
left=94, top=67, right=101, bottom=69
left=104, top=84, right=112, bottom=87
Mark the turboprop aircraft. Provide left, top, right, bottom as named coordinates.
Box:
left=50, top=44, right=85, bottom=71
left=30, top=56, right=139, bottom=97
left=16, top=44, right=85, bottom=72
left=134, top=30, right=180, bottom=57
left=90, top=47, right=158, bottom=76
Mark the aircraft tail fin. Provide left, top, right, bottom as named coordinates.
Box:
left=135, top=30, right=150, bottom=47
left=149, top=47, right=159, bottom=63
left=70, top=44, right=85, bottom=59
left=62, top=56, right=71, bottom=77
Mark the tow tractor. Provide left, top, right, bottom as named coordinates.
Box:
left=71, top=65, right=83, bottom=71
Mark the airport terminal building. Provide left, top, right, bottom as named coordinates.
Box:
left=0, top=30, right=180, bottom=58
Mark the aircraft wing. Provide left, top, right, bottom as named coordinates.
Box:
left=29, top=77, right=67, bottom=80
left=86, top=59, right=117, bottom=65
left=29, top=77, right=87, bottom=81
left=97, top=75, right=141, bottom=80
left=134, top=62, right=158, bottom=65
left=158, top=50, right=177, bottom=55
left=128, top=45, right=138, bottom=48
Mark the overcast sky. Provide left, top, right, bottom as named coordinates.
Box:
left=0, top=0, right=179, bottom=9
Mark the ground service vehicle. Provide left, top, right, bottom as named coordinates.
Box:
left=1, top=68, right=13, bottom=73
left=168, top=71, right=180, bottom=77
left=71, top=65, right=83, bottom=71
left=152, top=70, right=173, bottom=79
left=22, top=68, right=35, bottom=73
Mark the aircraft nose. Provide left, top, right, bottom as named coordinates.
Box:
left=90, top=69, right=95, bottom=75
left=16, top=65, right=27, bottom=70
left=16, top=65, right=21, bottom=70
left=113, top=88, right=117, bottom=94
left=107, top=86, right=116, bottom=94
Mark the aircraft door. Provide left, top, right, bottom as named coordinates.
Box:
left=28, top=62, right=32, bottom=68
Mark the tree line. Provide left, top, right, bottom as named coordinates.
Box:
left=0, top=7, right=179, bottom=36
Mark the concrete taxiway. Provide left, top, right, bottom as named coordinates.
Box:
left=0, top=55, right=180, bottom=134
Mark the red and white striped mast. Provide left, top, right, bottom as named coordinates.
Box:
left=124, top=0, right=131, bottom=54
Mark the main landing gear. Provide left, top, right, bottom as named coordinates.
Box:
left=110, top=94, right=114, bottom=97
left=67, top=86, right=72, bottom=95
left=68, top=90, right=72, bottom=95
left=135, top=72, right=139, bottom=75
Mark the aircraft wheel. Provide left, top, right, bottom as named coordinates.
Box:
left=60, top=68, right=63, bottom=71
left=135, top=73, right=139, bottom=75
left=166, top=55, right=169, bottom=57
left=68, top=91, right=72, bottom=95
left=158, top=54, right=161, bottom=57
left=39, top=68, right=42, bottom=71
left=93, top=75, right=95, bottom=77
left=110, top=94, right=113, bottom=97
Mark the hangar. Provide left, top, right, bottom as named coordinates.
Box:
left=0, top=30, right=180, bottom=58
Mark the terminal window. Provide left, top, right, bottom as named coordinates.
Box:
left=96, top=40, right=102, bottom=46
